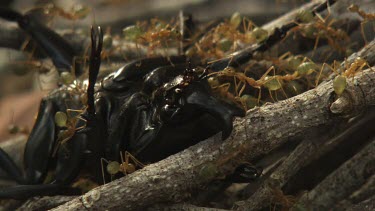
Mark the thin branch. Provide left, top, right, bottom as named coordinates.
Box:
left=295, top=139, right=375, bottom=210
left=344, top=194, right=375, bottom=211
left=335, top=174, right=375, bottom=209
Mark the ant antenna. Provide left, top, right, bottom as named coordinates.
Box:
left=184, top=59, right=193, bottom=75
left=198, top=66, right=210, bottom=80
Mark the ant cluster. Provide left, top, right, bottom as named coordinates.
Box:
left=198, top=5, right=372, bottom=111
left=101, top=18, right=183, bottom=60
left=5, top=1, right=373, bottom=187
left=187, top=13, right=268, bottom=62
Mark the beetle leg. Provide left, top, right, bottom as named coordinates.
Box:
left=23, top=98, right=58, bottom=184
left=226, top=164, right=263, bottom=183
left=106, top=93, right=158, bottom=161
left=184, top=85, right=245, bottom=139
left=0, top=148, right=24, bottom=184
left=86, top=26, right=103, bottom=120
left=54, top=133, right=88, bottom=184
left=0, top=8, right=81, bottom=75
left=0, top=183, right=79, bottom=199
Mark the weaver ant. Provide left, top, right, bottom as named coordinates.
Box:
left=289, top=8, right=350, bottom=54
left=331, top=57, right=370, bottom=95
left=101, top=151, right=145, bottom=184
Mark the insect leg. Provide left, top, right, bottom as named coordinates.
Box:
left=23, top=99, right=57, bottom=184
left=0, top=183, right=79, bottom=199
left=0, top=148, right=24, bottom=184
left=86, top=26, right=103, bottom=120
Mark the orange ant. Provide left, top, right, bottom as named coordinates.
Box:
left=212, top=52, right=320, bottom=103
left=290, top=9, right=350, bottom=54
left=208, top=81, right=243, bottom=108
left=193, top=13, right=263, bottom=62
left=52, top=77, right=89, bottom=155
left=318, top=57, right=369, bottom=95
left=266, top=52, right=325, bottom=91
left=121, top=19, right=181, bottom=58
left=27, top=3, right=90, bottom=22
left=52, top=106, right=87, bottom=156
left=101, top=151, right=145, bottom=184
left=137, top=18, right=182, bottom=57
left=348, top=4, right=375, bottom=44
left=19, top=3, right=90, bottom=59
left=208, top=65, right=291, bottom=103
left=335, top=57, right=369, bottom=95
left=100, top=27, right=143, bottom=63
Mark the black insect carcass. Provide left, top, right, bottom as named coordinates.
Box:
left=0, top=8, right=245, bottom=198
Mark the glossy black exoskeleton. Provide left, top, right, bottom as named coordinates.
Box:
left=0, top=0, right=335, bottom=198
left=0, top=9, right=245, bottom=199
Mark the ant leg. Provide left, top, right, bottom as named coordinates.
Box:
left=312, top=34, right=321, bottom=56
left=234, top=77, right=240, bottom=97
left=279, top=51, right=292, bottom=60
left=238, top=81, right=246, bottom=97
left=100, top=158, right=109, bottom=184
left=279, top=82, right=289, bottom=99
left=118, top=151, right=144, bottom=175
left=259, top=66, right=275, bottom=82
left=124, top=151, right=145, bottom=168
left=315, top=63, right=336, bottom=86
left=257, top=88, right=262, bottom=105
left=360, top=20, right=369, bottom=44
left=268, top=90, right=276, bottom=102
left=119, top=152, right=128, bottom=176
